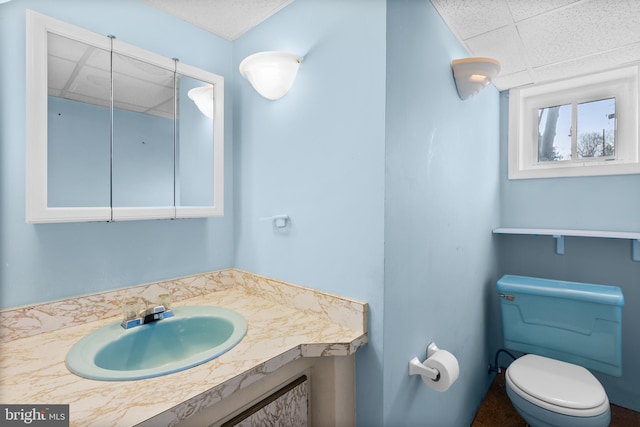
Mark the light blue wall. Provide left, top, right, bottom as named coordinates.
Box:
left=49, top=98, right=177, bottom=208
left=234, top=0, right=501, bottom=425
left=47, top=97, right=111, bottom=207
left=384, top=1, right=500, bottom=425
left=2, top=0, right=502, bottom=424
left=8, top=0, right=634, bottom=424
left=497, top=93, right=640, bottom=411
left=48, top=92, right=213, bottom=208
left=232, top=0, right=387, bottom=424
left=500, top=96, right=640, bottom=231
left=0, top=0, right=234, bottom=308
left=112, top=108, right=174, bottom=207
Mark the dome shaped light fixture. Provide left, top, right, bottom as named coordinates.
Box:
left=451, top=57, right=500, bottom=100
left=187, top=85, right=214, bottom=119
left=239, top=51, right=301, bottom=100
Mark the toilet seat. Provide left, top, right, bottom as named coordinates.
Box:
left=506, top=354, right=609, bottom=417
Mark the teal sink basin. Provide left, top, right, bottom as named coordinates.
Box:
left=66, top=306, right=247, bottom=381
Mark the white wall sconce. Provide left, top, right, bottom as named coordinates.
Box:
left=239, top=51, right=301, bottom=100
left=187, top=85, right=214, bottom=119
left=451, top=57, right=500, bottom=100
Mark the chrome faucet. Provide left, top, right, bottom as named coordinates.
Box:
left=121, top=294, right=174, bottom=329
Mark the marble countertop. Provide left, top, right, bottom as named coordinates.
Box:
left=0, top=269, right=368, bottom=426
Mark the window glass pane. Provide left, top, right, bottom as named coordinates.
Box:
left=577, top=98, right=615, bottom=159
left=538, top=104, right=572, bottom=162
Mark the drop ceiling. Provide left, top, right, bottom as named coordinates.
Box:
left=142, top=0, right=640, bottom=92
left=431, top=0, right=640, bottom=91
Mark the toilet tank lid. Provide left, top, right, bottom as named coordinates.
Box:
left=497, top=275, right=624, bottom=306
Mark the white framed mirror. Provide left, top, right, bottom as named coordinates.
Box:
left=174, top=62, right=224, bottom=219
left=25, top=10, right=224, bottom=223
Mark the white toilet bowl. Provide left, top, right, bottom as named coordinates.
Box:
left=505, top=354, right=610, bottom=427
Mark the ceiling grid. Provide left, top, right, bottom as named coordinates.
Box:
left=430, top=0, right=640, bottom=90
left=138, top=0, right=640, bottom=91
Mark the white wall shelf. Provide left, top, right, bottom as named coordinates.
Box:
left=493, top=228, right=640, bottom=261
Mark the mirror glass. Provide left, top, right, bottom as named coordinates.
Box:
left=176, top=75, right=215, bottom=207
left=28, top=11, right=223, bottom=223
left=111, top=52, right=175, bottom=208
left=47, top=32, right=111, bottom=207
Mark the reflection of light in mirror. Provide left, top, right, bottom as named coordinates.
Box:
left=188, top=85, right=214, bottom=119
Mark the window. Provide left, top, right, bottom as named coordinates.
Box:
left=538, top=98, right=616, bottom=162
left=508, top=65, right=639, bottom=179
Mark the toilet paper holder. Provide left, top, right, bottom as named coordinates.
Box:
left=409, top=342, right=443, bottom=381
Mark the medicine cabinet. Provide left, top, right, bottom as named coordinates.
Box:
left=25, top=11, right=224, bottom=223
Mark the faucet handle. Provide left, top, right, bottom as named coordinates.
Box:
left=122, top=300, right=140, bottom=321
left=157, top=293, right=172, bottom=310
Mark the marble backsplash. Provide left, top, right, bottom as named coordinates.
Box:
left=0, top=269, right=367, bottom=343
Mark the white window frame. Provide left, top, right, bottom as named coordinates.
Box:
left=508, top=65, right=639, bottom=179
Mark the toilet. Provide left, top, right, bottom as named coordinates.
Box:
left=505, top=354, right=610, bottom=427
left=497, top=275, right=624, bottom=427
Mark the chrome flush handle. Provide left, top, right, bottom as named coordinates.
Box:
left=499, top=293, right=515, bottom=301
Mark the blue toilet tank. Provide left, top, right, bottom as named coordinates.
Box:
left=497, top=275, right=624, bottom=376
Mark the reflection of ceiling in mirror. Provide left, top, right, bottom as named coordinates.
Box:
left=47, top=33, right=174, bottom=119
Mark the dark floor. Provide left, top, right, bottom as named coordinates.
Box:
left=472, top=371, right=640, bottom=427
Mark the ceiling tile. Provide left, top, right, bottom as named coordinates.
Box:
left=141, top=0, right=640, bottom=91
left=464, top=25, right=527, bottom=76
left=506, top=0, right=580, bottom=22
left=532, top=42, right=640, bottom=84
left=431, top=0, right=513, bottom=39
left=517, top=0, right=640, bottom=68
left=492, top=70, right=533, bottom=91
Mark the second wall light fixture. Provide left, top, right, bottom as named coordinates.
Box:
left=239, top=51, right=301, bottom=100
left=188, top=85, right=214, bottom=119
left=451, top=57, right=500, bottom=100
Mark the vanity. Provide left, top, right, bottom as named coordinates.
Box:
left=0, top=269, right=368, bottom=426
